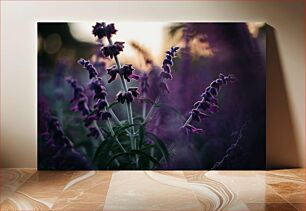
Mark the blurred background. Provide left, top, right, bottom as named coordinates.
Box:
left=38, top=22, right=267, bottom=170
left=38, top=22, right=265, bottom=70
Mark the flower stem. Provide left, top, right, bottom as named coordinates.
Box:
left=106, top=118, right=126, bottom=152
left=93, top=120, right=105, bottom=142
left=93, top=120, right=120, bottom=167
left=149, top=147, right=155, bottom=169
left=105, top=99, right=131, bottom=136
left=182, top=115, right=193, bottom=128
left=142, top=93, right=147, bottom=120
left=107, top=36, right=137, bottom=167
left=143, top=96, right=160, bottom=123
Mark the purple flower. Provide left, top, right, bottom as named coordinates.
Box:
left=47, top=115, right=65, bottom=140
left=71, top=97, right=90, bottom=116
left=101, top=41, right=124, bottom=58
left=78, top=58, right=98, bottom=79
left=84, top=114, right=97, bottom=127
left=94, top=99, right=107, bottom=110
left=196, top=73, right=236, bottom=114
left=116, top=91, right=132, bottom=104
left=140, top=73, right=149, bottom=94
left=128, top=87, right=140, bottom=97
left=191, top=109, right=209, bottom=122
left=66, top=77, right=90, bottom=116
left=66, top=77, right=85, bottom=103
left=162, top=47, right=179, bottom=73
left=159, top=46, right=179, bottom=93
left=120, top=64, right=139, bottom=82
left=160, top=71, right=173, bottom=80
left=184, top=124, right=203, bottom=134
left=106, top=65, right=119, bottom=83
left=116, top=87, right=139, bottom=104
left=107, top=64, right=139, bottom=83
left=89, top=77, right=107, bottom=100
left=77, top=56, right=112, bottom=126
left=183, top=73, right=237, bottom=133
left=87, top=126, right=100, bottom=139
left=92, top=22, right=117, bottom=39
left=99, top=111, right=112, bottom=120
left=40, top=113, right=92, bottom=170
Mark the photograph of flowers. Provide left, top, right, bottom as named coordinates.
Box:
left=38, top=22, right=266, bottom=170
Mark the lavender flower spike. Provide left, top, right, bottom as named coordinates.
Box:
left=159, top=46, right=179, bottom=93
left=116, top=87, right=140, bottom=104
left=66, top=77, right=90, bottom=116
left=78, top=58, right=98, bottom=79
left=101, top=41, right=125, bottom=59
left=182, top=73, right=237, bottom=133
left=92, top=22, right=117, bottom=39
left=143, top=47, right=180, bottom=123
left=107, top=64, right=139, bottom=83
left=44, top=113, right=92, bottom=169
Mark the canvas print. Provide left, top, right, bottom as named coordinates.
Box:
left=38, top=22, right=266, bottom=170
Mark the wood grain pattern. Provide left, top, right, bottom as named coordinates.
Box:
left=0, top=169, right=35, bottom=204
left=0, top=169, right=304, bottom=210
left=52, top=171, right=112, bottom=210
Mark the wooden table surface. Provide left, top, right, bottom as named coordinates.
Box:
left=0, top=169, right=305, bottom=210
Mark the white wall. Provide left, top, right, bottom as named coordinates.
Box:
left=1, top=1, right=304, bottom=168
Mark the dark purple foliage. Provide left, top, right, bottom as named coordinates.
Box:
left=120, top=64, right=140, bottom=82
left=78, top=58, right=98, bottom=79
left=184, top=124, right=203, bottom=134
left=107, top=64, right=139, bottom=83
left=77, top=59, right=112, bottom=129
left=87, top=126, right=100, bottom=139
left=211, top=123, right=247, bottom=170
left=184, top=73, right=237, bottom=133
left=116, top=87, right=140, bottom=104
left=101, top=41, right=125, bottom=58
left=66, top=74, right=110, bottom=139
left=89, top=77, right=107, bottom=100
left=66, top=77, right=90, bottom=116
left=92, top=22, right=117, bottom=39
left=159, top=47, right=179, bottom=93
left=39, top=111, right=92, bottom=170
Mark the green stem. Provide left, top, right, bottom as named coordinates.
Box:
left=142, top=93, right=147, bottom=120
left=149, top=147, right=155, bottom=169
left=106, top=119, right=126, bottom=153
left=106, top=36, right=137, bottom=167
left=105, top=99, right=131, bottom=136
left=93, top=120, right=105, bottom=142
left=105, top=99, right=121, bottom=124
left=143, top=96, right=160, bottom=123
left=93, top=120, right=120, bottom=167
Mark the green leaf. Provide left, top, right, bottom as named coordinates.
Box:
left=138, top=123, right=146, bottom=148
left=113, top=123, right=142, bottom=136
left=92, top=138, right=114, bottom=168
left=133, top=116, right=145, bottom=123
left=145, top=132, right=170, bottom=162
left=105, top=152, right=130, bottom=168
left=106, top=150, right=160, bottom=169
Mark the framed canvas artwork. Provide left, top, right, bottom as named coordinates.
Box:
left=38, top=22, right=266, bottom=170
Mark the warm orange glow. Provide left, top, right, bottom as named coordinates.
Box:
left=247, top=22, right=265, bottom=38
